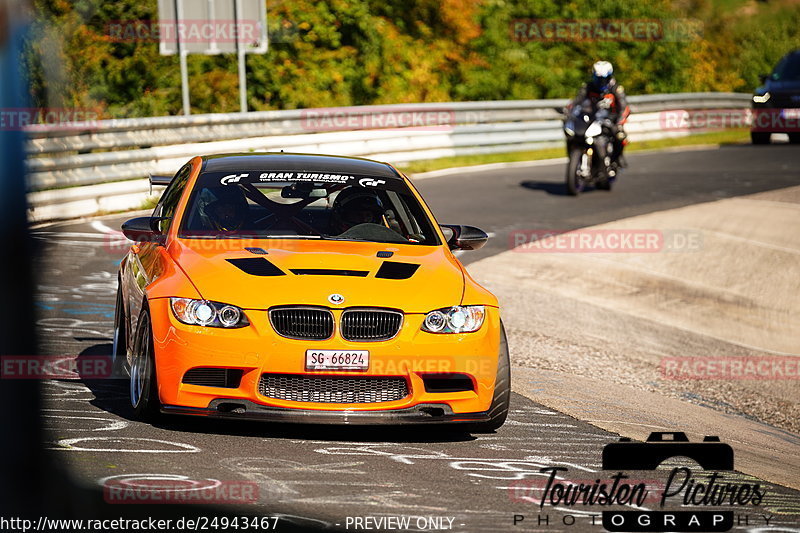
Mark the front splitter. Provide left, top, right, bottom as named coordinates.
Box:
left=161, top=399, right=490, bottom=425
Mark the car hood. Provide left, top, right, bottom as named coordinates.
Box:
left=764, top=80, right=800, bottom=93
left=168, top=238, right=467, bottom=313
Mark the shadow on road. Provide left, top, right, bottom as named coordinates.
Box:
left=519, top=180, right=571, bottom=196
left=77, top=343, right=133, bottom=419
left=158, top=415, right=479, bottom=444
left=76, top=343, right=480, bottom=444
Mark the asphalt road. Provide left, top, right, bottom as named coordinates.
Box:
left=415, top=144, right=800, bottom=264
left=31, top=144, right=800, bottom=532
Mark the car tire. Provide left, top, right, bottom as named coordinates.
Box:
left=130, top=308, right=161, bottom=421
left=565, top=148, right=585, bottom=196
left=751, top=132, right=771, bottom=144
left=466, top=321, right=511, bottom=433
left=111, top=280, right=128, bottom=378
left=789, top=133, right=800, bottom=144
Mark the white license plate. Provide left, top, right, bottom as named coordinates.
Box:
left=306, top=350, right=369, bottom=371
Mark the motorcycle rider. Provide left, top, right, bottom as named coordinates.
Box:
left=567, top=61, right=630, bottom=175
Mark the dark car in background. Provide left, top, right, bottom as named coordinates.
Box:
left=751, top=49, right=800, bottom=144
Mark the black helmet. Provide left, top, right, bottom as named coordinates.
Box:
left=205, top=186, right=248, bottom=232
left=332, top=188, right=384, bottom=232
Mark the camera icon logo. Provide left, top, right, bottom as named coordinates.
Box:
left=602, top=431, right=734, bottom=471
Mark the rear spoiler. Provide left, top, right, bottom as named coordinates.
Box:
left=149, top=174, right=172, bottom=194
left=149, top=174, right=172, bottom=186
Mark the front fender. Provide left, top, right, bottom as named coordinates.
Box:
left=459, top=264, right=499, bottom=308
left=128, top=247, right=201, bottom=354
left=145, top=246, right=202, bottom=301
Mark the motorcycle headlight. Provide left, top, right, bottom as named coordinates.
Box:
left=170, top=298, right=249, bottom=328
left=421, top=306, right=485, bottom=334
left=585, top=122, right=602, bottom=138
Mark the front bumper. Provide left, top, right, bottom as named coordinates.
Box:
left=750, top=105, right=800, bottom=134
left=148, top=298, right=502, bottom=421
left=162, top=400, right=490, bottom=425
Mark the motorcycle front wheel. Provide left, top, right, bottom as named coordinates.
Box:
left=566, top=147, right=586, bottom=196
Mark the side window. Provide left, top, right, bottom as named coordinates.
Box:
left=152, top=164, right=191, bottom=233
left=386, top=190, right=425, bottom=239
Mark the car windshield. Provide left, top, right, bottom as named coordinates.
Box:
left=178, top=170, right=440, bottom=245
left=771, top=53, right=800, bottom=81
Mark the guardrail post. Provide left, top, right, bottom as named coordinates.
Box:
left=175, top=0, right=191, bottom=115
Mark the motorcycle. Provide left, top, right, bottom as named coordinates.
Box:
left=560, top=98, right=619, bottom=195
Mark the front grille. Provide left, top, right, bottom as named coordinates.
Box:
left=269, top=307, right=334, bottom=340
left=182, top=368, right=243, bottom=388
left=341, top=309, right=403, bottom=341
left=259, top=374, right=409, bottom=403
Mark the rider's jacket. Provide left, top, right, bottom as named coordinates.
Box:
left=568, top=79, right=630, bottom=126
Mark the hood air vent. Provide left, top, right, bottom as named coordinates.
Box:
left=226, top=257, right=285, bottom=276
left=290, top=269, right=369, bottom=277
left=245, top=247, right=268, bottom=255
left=375, top=261, right=420, bottom=280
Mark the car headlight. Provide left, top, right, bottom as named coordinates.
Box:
left=170, top=298, right=249, bottom=328
left=421, top=306, right=485, bottom=334
left=752, top=92, right=770, bottom=104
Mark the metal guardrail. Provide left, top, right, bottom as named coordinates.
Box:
left=26, top=93, right=752, bottom=221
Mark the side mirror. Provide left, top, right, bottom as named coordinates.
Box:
left=440, top=224, right=489, bottom=251
left=758, top=73, right=769, bottom=83
left=121, top=217, right=167, bottom=244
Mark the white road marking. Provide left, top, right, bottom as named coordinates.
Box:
left=50, top=437, right=201, bottom=453
left=34, top=231, right=110, bottom=239
left=97, top=473, right=222, bottom=492
left=90, top=220, right=120, bottom=235
left=41, top=414, right=128, bottom=432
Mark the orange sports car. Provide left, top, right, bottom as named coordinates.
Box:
left=114, top=153, right=509, bottom=431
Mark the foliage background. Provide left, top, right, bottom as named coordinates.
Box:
left=24, top=0, right=800, bottom=118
